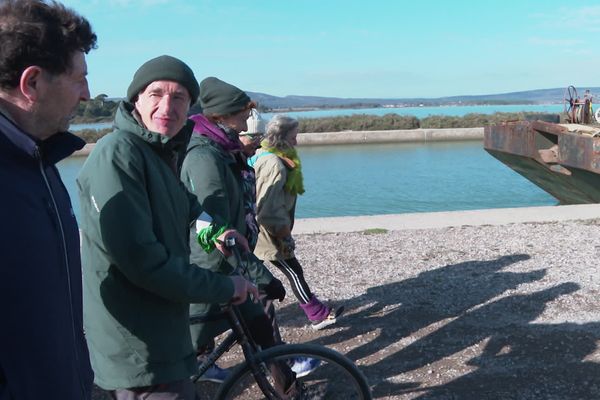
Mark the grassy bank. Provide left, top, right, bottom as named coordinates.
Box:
left=74, top=111, right=559, bottom=143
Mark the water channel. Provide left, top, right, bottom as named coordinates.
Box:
left=58, top=140, right=556, bottom=220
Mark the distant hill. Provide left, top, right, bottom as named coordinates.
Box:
left=247, top=87, right=600, bottom=110
left=104, top=87, right=600, bottom=112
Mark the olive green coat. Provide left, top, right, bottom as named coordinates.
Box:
left=77, top=103, right=235, bottom=390
left=180, top=134, right=274, bottom=346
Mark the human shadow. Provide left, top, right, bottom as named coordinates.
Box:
left=276, top=253, right=549, bottom=395
left=398, top=282, right=600, bottom=400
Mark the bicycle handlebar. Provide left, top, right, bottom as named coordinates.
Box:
left=224, top=236, right=237, bottom=249
left=224, top=236, right=250, bottom=279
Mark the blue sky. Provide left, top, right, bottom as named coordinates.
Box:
left=61, top=0, right=600, bottom=99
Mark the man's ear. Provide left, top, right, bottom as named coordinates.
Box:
left=19, top=66, right=44, bottom=102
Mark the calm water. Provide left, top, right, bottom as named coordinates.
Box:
left=58, top=141, right=556, bottom=220
left=70, top=104, right=564, bottom=131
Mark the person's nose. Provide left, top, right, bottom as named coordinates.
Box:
left=80, top=79, right=91, bottom=101
left=158, top=95, right=174, bottom=114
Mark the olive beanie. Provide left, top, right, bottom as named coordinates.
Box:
left=199, top=77, right=251, bottom=116
left=126, top=55, right=200, bottom=103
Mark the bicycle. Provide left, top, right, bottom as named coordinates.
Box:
left=191, top=237, right=372, bottom=399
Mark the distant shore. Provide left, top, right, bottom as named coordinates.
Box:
left=71, top=127, right=484, bottom=157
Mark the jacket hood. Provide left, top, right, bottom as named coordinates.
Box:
left=187, top=132, right=235, bottom=165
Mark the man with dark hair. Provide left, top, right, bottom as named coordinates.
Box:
left=77, top=55, right=259, bottom=400
left=0, top=0, right=97, bottom=399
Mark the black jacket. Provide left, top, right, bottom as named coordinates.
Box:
left=0, top=112, right=93, bottom=400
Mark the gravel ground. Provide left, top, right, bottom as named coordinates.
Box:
left=94, top=219, right=600, bottom=399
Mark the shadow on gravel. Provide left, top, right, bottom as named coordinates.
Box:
left=93, top=252, right=598, bottom=400
left=278, top=253, right=600, bottom=399
left=395, top=282, right=594, bottom=400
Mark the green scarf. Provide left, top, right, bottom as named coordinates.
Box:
left=260, top=141, right=305, bottom=195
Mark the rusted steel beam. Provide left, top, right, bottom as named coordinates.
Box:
left=484, top=120, right=600, bottom=204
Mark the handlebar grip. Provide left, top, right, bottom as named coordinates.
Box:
left=224, top=237, right=244, bottom=275
left=225, top=236, right=236, bottom=248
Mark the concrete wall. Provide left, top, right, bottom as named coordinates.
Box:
left=71, top=127, right=484, bottom=157
left=298, top=127, right=483, bottom=146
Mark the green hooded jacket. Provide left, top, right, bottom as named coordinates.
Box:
left=180, top=133, right=274, bottom=346
left=77, top=102, right=235, bottom=390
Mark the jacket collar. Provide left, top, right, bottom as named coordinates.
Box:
left=187, top=133, right=236, bottom=165
left=0, top=109, right=85, bottom=164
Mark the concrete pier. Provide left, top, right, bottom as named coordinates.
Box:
left=298, top=127, right=483, bottom=146
left=71, top=127, right=484, bottom=157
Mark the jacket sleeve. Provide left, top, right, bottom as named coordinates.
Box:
left=181, top=147, right=232, bottom=226
left=255, top=155, right=292, bottom=236
left=182, top=148, right=274, bottom=285
left=78, top=142, right=234, bottom=304
left=184, top=182, right=204, bottom=226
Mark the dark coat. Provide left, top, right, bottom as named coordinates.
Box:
left=181, top=134, right=274, bottom=346
left=77, top=103, right=235, bottom=390
left=0, top=112, right=93, bottom=400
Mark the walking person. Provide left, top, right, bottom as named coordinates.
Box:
left=183, top=77, right=320, bottom=388
left=250, top=115, right=344, bottom=330
left=239, top=110, right=323, bottom=375
left=0, top=1, right=97, bottom=399
left=77, top=56, right=258, bottom=400
left=236, top=109, right=268, bottom=250
left=181, top=78, right=317, bottom=389
left=239, top=109, right=266, bottom=157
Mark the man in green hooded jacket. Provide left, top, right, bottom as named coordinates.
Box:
left=77, top=55, right=258, bottom=399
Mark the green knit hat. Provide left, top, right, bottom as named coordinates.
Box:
left=127, top=55, right=200, bottom=104
left=199, top=77, right=251, bottom=116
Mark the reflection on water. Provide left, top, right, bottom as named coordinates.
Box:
left=58, top=141, right=556, bottom=220
left=70, top=121, right=112, bottom=131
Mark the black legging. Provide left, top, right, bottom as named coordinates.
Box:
left=269, top=257, right=313, bottom=304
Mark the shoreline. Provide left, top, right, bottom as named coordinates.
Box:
left=77, top=203, right=600, bottom=238
left=71, top=127, right=484, bottom=157
left=293, top=203, right=600, bottom=234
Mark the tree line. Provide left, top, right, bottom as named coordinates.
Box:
left=72, top=94, right=119, bottom=123
left=71, top=97, right=545, bottom=126
left=74, top=111, right=561, bottom=143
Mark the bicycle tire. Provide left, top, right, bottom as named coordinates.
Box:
left=215, top=343, right=372, bottom=400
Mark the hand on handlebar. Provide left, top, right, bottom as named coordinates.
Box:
left=229, top=275, right=259, bottom=305
left=215, top=229, right=249, bottom=257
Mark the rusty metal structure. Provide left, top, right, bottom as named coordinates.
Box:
left=484, top=116, right=600, bottom=204
left=563, top=85, right=594, bottom=124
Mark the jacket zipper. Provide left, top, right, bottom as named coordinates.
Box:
left=36, top=149, right=87, bottom=399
